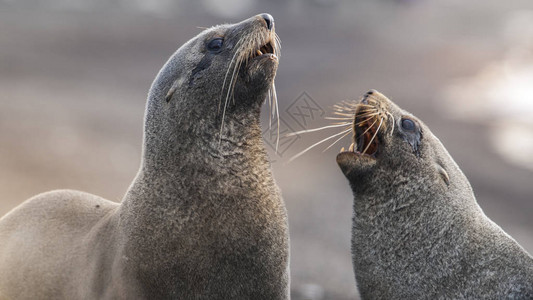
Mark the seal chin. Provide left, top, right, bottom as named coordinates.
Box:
left=336, top=152, right=376, bottom=177
left=245, top=54, right=278, bottom=85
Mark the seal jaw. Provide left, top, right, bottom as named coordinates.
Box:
left=240, top=32, right=280, bottom=93
left=246, top=36, right=279, bottom=75
left=246, top=38, right=279, bottom=71
left=336, top=151, right=376, bottom=177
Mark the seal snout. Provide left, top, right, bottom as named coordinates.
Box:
left=336, top=90, right=394, bottom=163
left=260, top=13, right=274, bottom=30
left=246, top=14, right=278, bottom=61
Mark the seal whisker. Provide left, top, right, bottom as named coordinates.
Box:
left=273, top=33, right=281, bottom=57
left=268, top=88, right=273, bottom=130
left=333, top=109, right=356, bottom=115
left=334, top=112, right=360, bottom=117
left=354, top=112, right=380, bottom=119
left=286, top=123, right=352, bottom=137
left=333, top=104, right=364, bottom=111
left=219, top=34, right=253, bottom=134
left=362, top=117, right=383, bottom=154
left=355, top=116, right=379, bottom=126
left=333, top=104, right=355, bottom=110
left=270, top=85, right=276, bottom=120
left=218, top=38, right=246, bottom=112
left=386, top=111, right=395, bottom=136
left=332, top=121, right=354, bottom=125
left=229, top=58, right=245, bottom=105
left=271, top=82, right=280, bottom=151
left=332, top=109, right=357, bottom=115
left=354, top=103, right=374, bottom=107
left=323, top=129, right=352, bottom=152
left=325, top=117, right=354, bottom=120
left=360, top=118, right=378, bottom=136
left=335, top=106, right=376, bottom=113
left=335, top=101, right=369, bottom=109
left=274, top=32, right=281, bottom=48
left=219, top=51, right=245, bottom=143
left=288, top=127, right=352, bottom=163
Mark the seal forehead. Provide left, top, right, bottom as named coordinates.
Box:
left=198, top=25, right=231, bottom=42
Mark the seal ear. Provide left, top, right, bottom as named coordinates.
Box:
left=165, top=79, right=180, bottom=102
left=435, top=162, right=450, bottom=186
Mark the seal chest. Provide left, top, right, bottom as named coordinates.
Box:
left=336, top=90, right=533, bottom=299
left=0, top=14, right=289, bottom=300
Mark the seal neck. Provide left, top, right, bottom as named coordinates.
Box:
left=119, top=51, right=278, bottom=248
left=121, top=85, right=273, bottom=211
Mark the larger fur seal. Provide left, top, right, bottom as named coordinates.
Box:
left=336, top=90, right=533, bottom=299
left=0, top=14, right=289, bottom=299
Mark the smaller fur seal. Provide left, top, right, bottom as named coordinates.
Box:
left=0, top=14, right=289, bottom=299
left=336, top=90, right=533, bottom=299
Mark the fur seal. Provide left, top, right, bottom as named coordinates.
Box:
left=0, top=14, right=289, bottom=299
left=336, top=90, right=533, bottom=299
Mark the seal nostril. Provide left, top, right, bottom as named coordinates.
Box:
left=260, top=13, right=274, bottom=30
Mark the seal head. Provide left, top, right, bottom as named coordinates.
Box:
left=145, top=14, right=280, bottom=165
left=337, top=90, right=533, bottom=299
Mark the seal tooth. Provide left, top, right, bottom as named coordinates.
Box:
left=349, top=143, right=355, bottom=152
left=256, top=50, right=263, bottom=56
left=340, top=147, right=345, bottom=153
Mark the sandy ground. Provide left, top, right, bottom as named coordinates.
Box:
left=1, top=1, right=532, bottom=299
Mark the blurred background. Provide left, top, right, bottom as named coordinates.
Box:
left=1, top=0, right=532, bottom=299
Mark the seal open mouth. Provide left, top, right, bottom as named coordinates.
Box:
left=352, top=98, right=382, bottom=157
left=247, top=38, right=277, bottom=62
left=251, top=41, right=276, bottom=59
left=340, top=91, right=393, bottom=159
left=287, top=91, right=393, bottom=163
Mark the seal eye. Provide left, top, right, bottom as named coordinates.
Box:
left=401, top=118, right=416, bottom=132
left=207, top=38, right=224, bottom=52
